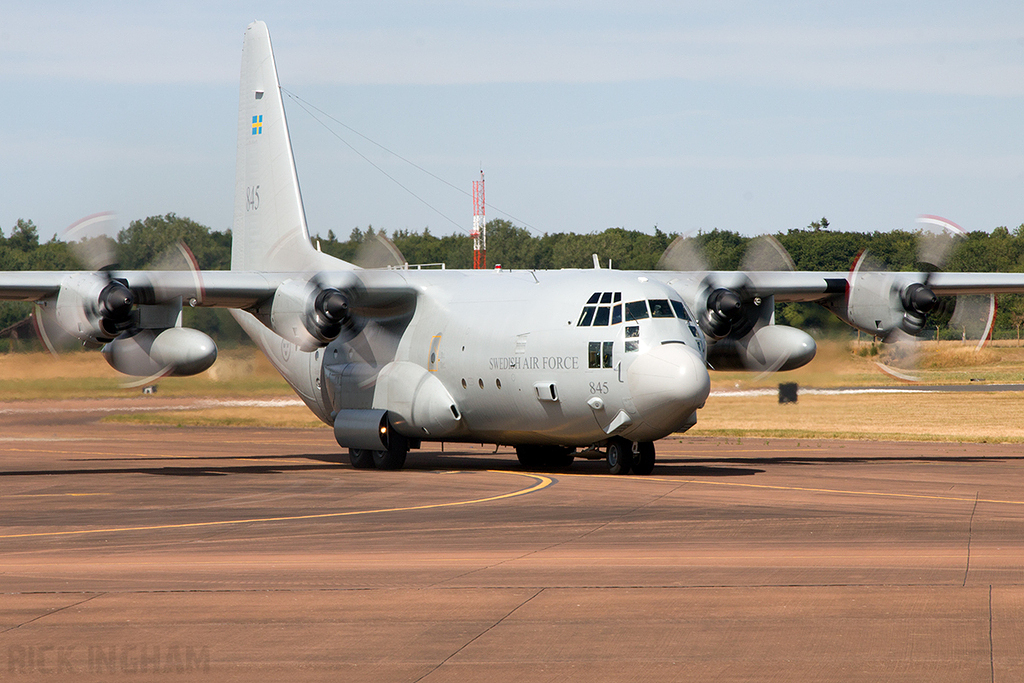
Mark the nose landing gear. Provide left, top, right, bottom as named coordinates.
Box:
left=606, top=437, right=656, bottom=475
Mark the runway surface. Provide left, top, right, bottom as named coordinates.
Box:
left=2, top=400, right=1024, bottom=681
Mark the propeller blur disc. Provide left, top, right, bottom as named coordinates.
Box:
left=64, top=212, right=120, bottom=271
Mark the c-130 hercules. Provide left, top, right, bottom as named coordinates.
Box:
left=5, top=21, right=1024, bottom=474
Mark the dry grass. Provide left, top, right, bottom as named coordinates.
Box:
left=701, top=339, right=1024, bottom=442
left=712, top=339, right=1024, bottom=390
left=916, top=345, right=1000, bottom=368
left=690, top=391, right=1024, bottom=443
left=0, top=348, right=292, bottom=400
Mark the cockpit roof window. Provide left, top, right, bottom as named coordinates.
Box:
left=579, top=293, right=623, bottom=326
left=624, top=300, right=649, bottom=321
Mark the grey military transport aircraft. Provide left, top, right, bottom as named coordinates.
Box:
left=4, top=21, right=1024, bottom=474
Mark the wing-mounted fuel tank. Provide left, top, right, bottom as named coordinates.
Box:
left=102, top=327, right=217, bottom=377
left=705, top=305, right=817, bottom=373
left=706, top=323, right=817, bottom=372
left=37, top=273, right=217, bottom=377
left=101, top=298, right=217, bottom=377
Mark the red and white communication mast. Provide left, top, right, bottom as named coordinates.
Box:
left=472, top=170, right=486, bottom=269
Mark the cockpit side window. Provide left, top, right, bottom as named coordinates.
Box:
left=592, top=306, right=610, bottom=326
left=624, top=300, right=649, bottom=321
left=648, top=299, right=674, bottom=318
left=670, top=299, right=691, bottom=321
left=577, top=307, right=596, bottom=326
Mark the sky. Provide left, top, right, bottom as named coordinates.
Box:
left=3, top=1, right=1024, bottom=246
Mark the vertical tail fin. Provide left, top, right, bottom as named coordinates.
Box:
left=232, top=21, right=323, bottom=272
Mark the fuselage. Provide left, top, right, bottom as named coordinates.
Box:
left=234, top=266, right=711, bottom=448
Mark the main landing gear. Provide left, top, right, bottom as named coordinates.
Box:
left=514, top=439, right=656, bottom=475
left=515, top=445, right=575, bottom=472
left=605, top=437, right=656, bottom=476
left=348, top=443, right=408, bottom=471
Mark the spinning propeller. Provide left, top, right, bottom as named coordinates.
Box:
left=657, top=233, right=814, bottom=376
left=35, top=212, right=134, bottom=354
left=35, top=213, right=217, bottom=384
left=270, top=232, right=412, bottom=367
left=842, top=216, right=995, bottom=381
left=657, top=233, right=795, bottom=340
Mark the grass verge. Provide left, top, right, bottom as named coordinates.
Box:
left=689, top=391, right=1024, bottom=443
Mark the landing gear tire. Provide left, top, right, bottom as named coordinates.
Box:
left=373, top=445, right=407, bottom=470
left=544, top=448, right=575, bottom=472
left=516, top=445, right=575, bottom=471
left=632, top=441, right=656, bottom=476
left=516, top=446, right=546, bottom=470
left=606, top=437, right=632, bottom=475
left=349, top=448, right=375, bottom=469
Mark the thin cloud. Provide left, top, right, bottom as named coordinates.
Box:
left=282, top=24, right=1024, bottom=96
left=4, top=10, right=1024, bottom=96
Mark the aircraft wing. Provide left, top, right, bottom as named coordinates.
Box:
left=7, top=267, right=1024, bottom=310
left=0, top=270, right=275, bottom=307
left=915, top=272, right=1024, bottom=296
left=650, top=268, right=1024, bottom=344
left=0, top=267, right=418, bottom=357
left=0, top=269, right=418, bottom=309
left=656, top=270, right=1024, bottom=302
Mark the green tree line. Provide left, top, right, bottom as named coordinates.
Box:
left=4, top=214, right=1024, bottom=345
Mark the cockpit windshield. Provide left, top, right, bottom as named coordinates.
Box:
left=577, top=292, right=697, bottom=327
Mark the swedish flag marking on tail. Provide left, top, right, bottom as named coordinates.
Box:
left=251, top=115, right=263, bottom=135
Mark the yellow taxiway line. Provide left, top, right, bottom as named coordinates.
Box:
left=0, top=470, right=553, bottom=539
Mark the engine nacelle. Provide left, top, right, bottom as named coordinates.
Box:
left=829, top=271, right=939, bottom=340
left=707, top=324, right=817, bottom=372
left=49, top=273, right=135, bottom=345
left=102, top=327, right=218, bottom=377
left=269, top=278, right=357, bottom=352
left=689, top=280, right=772, bottom=341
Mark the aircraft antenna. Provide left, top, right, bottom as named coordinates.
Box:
left=472, top=170, right=486, bottom=269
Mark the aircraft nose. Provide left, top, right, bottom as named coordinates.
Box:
left=626, top=343, right=711, bottom=434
